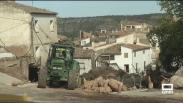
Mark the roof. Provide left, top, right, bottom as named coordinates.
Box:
left=1, top=2, right=57, bottom=15
left=74, top=48, right=94, bottom=59
left=96, top=44, right=121, bottom=55
left=101, top=44, right=121, bottom=55
left=58, top=35, right=68, bottom=41
left=120, top=43, right=150, bottom=51
left=121, top=20, right=143, bottom=25
left=80, top=31, right=92, bottom=39
left=110, top=31, right=133, bottom=38
left=91, top=36, right=106, bottom=42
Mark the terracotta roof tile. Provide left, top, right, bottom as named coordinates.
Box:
left=96, top=44, right=121, bottom=55
left=102, top=44, right=121, bottom=55
left=110, top=31, right=133, bottom=37
left=74, top=48, right=94, bottom=59
left=121, top=43, right=150, bottom=51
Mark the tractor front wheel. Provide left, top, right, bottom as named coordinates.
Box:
left=68, top=68, right=80, bottom=90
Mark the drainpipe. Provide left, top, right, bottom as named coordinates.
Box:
left=132, top=50, right=133, bottom=73
left=30, top=17, right=34, bottom=57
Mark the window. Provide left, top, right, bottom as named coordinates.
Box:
left=124, top=53, right=128, bottom=58
left=100, top=55, right=114, bottom=60
left=34, top=20, right=39, bottom=33
left=50, top=20, right=54, bottom=32
left=134, top=52, right=136, bottom=57
left=101, top=55, right=109, bottom=60
left=143, top=50, right=145, bottom=54
left=110, top=55, right=114, bottom=60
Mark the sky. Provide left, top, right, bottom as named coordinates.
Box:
left=17, top=1, right=162, bottom=18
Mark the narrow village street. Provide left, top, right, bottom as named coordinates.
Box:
left=0, top=1, right=183, bottom=103
left=0, top=82, right=183, bottom=103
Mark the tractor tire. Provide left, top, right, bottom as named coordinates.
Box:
left=38, top=66, right=47, bottom=88
left=68, top=68, right=80, bottom=90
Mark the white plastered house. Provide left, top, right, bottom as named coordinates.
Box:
left=110, top=43, right=152, bottom=73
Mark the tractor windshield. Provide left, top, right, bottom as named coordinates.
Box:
left=53, top=47, right=73, bottom=60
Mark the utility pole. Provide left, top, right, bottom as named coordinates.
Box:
left=32, top=0, right=33, bottom=7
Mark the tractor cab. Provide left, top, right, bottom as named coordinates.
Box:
left=49, top=44, right=74, bottom=61
left=38, top=43, right=80, bottom=89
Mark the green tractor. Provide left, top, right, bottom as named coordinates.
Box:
left=37, top=43, right=81, bottom=89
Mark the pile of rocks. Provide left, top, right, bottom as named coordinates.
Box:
left=170, top=66, right=183, bottom=88
left=82, top=76, right=127, bottom=94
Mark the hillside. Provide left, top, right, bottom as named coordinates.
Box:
left=57, top=13, right=165, bottom=38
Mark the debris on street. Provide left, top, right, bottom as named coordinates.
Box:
left=0, top=72, right=22, bottom=86
left=82, top=66, right=126, bottom=81
left=170, top=66, right=183, bottom=88
left=83, top=76, right=127, bottom=94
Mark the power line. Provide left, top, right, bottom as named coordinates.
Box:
left=32, top=25, right=49, bottom=54
left=0, top=16, right=54, bottom=59
left=0, top=16, right=29, bottom=23
left=0, top=21, right=30, bottom=58
left=37, top=23, right=53, bottom=42
left=0, top=22, right=27, bottom=34
left=32, top=0, right=33, bottom=7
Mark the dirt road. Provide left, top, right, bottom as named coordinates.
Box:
left=0, top=72, right=21, bottom=85
left=0, top=83, right=183, bottom=103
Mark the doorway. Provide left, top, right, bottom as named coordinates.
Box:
left=28, top=64, right=38, bottom=82
left=124, top=64, right=129, bottom=73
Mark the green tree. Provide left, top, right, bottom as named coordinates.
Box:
left=147, top=0, right=183, bottom=72
left=159, top=0, right=183, bottom=18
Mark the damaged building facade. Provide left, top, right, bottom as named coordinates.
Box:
left=0, top=2, right=58, bottom=80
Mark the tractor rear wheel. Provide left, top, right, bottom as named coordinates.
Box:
left=68, top=68, right=80, bottom=90
left=38, top=66, right=47, bottom=88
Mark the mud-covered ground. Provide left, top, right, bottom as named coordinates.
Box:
left=0, top=83, right=183, bottom=103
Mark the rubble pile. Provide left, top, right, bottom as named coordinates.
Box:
left=82, top=66, right=126, bottom=81
left=122, top=73, right=142, bottom=88
left=83, top=76, right=127, bottom=94
left=170, top=66, right=183, bottom=88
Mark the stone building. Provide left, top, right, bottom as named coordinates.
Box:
left=0, top=1, right=58, bottom=80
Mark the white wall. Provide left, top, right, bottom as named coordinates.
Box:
left=32, top=14, right=58, bottom=53
left=75, top=59, right=92, bottom=75
left=0, top=4, right=32, bottom=47
left=110, top=46, right=134, bottom=73
left=135, top=25, right=143, bottom=29
left=110, top=46, right=152, bottom=74
left=133, top=49, right=152, bottom=73
left=81, top=38, right=90, bottom=46
left=0, top=5, right=58, bottom=58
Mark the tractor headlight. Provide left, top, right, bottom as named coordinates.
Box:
left=57, top=67, right=62, bottom=70
left=53, top=67, right=57, bottom=69
left=53, top=67, right=62, bottom=70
